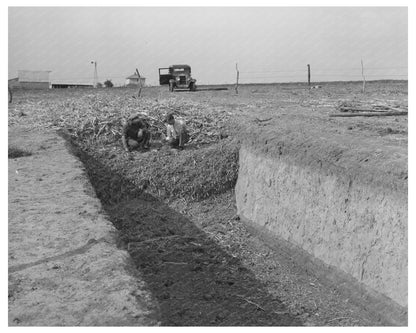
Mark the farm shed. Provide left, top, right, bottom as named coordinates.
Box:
left=125, top=73, right=146, bottom=87
left=10, top=70, right=52, bottom=89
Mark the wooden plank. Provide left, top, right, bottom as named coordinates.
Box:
left=330, top=111, right=407, bottom=117
left=339, top=108, right=390, bottom=113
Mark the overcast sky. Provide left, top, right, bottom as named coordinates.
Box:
left=8, top=6, right=408, bottom=86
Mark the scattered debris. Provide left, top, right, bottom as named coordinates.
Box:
left=336, top=100, right=407, bottom=113
left=332, top=100, right=408, bottom=117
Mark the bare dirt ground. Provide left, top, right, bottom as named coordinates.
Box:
left=8, top=128, right=158, bottom=326
left=8, top=81, right=407, bottom=326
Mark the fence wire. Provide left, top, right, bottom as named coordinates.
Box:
left=15, top=65, right=407, bottom=86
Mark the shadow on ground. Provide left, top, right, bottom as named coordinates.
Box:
left=67, top=136, right=303, bottom=326
left=169, top=87, right=228, bottom=93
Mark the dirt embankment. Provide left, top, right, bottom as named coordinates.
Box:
left=234, top=86, right=407, bottom=323
left=235, top=94, right=407, bottom=302
left=8, top=128, right=159, bottom=326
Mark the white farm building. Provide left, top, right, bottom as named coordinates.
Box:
left=9, top=70, right=51, bottom=89
left=125, top=73, right=146, bottom=87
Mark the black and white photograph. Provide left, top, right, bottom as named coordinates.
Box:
left=5, top=1, right=411, bottom=328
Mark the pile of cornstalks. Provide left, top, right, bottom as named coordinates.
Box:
left=8, top=89, right=233, bottom=146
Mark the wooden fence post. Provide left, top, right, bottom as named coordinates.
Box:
left=307, top=64, right=311, bottom=86
left=235, top=63, right=239, bottom=94
left=361, top=59, right=366, bottom=93
left=136, top=68, right=142, bottom=98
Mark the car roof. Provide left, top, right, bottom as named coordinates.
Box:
left=171, top=65, right=191, bottom=69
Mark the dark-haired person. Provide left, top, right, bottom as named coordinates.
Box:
left=163, top=113, right=189, bottom=150
left=121, top=114, right=151, bottom=152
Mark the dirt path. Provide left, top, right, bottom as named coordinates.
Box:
left=8, top=127, right=158, bottom=326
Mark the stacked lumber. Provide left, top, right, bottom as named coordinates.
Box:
left=330, top=100, right=408, bottom=117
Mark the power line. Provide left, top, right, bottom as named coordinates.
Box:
left=50, top=73, right=407, bottom=81
left=240, top=66, right=407, bottom=74
left=239, top=73, right=407, bottom=80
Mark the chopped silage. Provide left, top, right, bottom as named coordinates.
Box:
left=9, top=88, right=240, bottom=201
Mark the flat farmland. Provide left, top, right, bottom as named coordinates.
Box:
left=8, top=81, right=408, bottom=326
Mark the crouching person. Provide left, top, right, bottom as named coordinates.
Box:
left=122, top=114, right=151, bottom=152
left=163, top=113, right=189, bottom=150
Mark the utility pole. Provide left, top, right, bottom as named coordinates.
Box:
left=307, top=64, right=311, bottom=86
left=91, top=61, right=98, bottom=88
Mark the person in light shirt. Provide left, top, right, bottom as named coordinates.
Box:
left=163, top=113, right=189, bottom=150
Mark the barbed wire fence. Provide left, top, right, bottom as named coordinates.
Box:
left=12, top=65, right=407, bottom=88
left=236, top=65, right=407, bottom=84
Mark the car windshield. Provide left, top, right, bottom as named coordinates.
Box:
left=172, top=68, right=189, bottom=73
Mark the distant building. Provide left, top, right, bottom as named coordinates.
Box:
left=9, top=70, right=51, bottom=89
left=125, top=73, right=146, bottom=87
left=8, top=78, right=19, bottom=89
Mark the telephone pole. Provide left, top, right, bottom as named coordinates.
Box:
left=91, top=61, right=98, bottom=88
